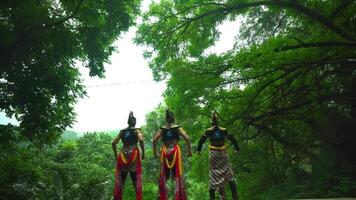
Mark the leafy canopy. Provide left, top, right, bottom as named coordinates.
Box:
left=0, top=0, right=141, bottom=143
left=136, top=0, right=356, bottom=198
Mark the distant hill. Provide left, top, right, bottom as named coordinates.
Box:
left=102, top=130, right=120, bottom=138
left=61, top=130, right=80, bottom=140
left=61, top=129, right=120, bottom=140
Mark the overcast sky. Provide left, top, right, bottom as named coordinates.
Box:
left=0, top=1, right=241, bottom=133
left=71, top=19, right=240, bottom=132
left=72, top=27, right=166, bottom=132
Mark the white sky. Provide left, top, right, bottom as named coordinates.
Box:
left=72, top=27, right=166, bottom=132
left=0, top=1, right=241, bottom=133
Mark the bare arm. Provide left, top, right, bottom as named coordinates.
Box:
left=137, top=129, right=145, bottom=159
left=112, top=132, right=122, bottom=159
left=179, top=128, right=192, bottom=156
left=152, top=129, right=162, bottom=158
left=227, top=132, right=240, bottom=152
left=197, top=133, right=207, bottom=153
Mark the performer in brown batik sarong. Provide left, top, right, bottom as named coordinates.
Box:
left=153, top=109, right=192, bottom=200
left=197, top=112, right=240, bottom=200
left=112, top=111, right=145, bottom=200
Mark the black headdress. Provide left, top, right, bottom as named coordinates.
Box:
left=165, top=109, right=175, bottom=124
left=211, top=112, right=219, bottom=126
left=127, top=111, right=136, bottom=127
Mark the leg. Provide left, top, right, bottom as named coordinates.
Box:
left=165, top=168, right=173, bottom=198
left=165, top=167, right=173, bottom=180
left=209, top=189, right=215, bottom=200
left=129, top=171, right=137, bottom=191
left=169, top=166, right=176, bottom=198
left=229, top=180, right=238, bottom=200
left=120, top=171, right=128, bottom=185
left=218, top=187, right=226, bottom=200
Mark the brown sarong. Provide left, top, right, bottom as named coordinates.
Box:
left=209, top=148, right=234, bottom=191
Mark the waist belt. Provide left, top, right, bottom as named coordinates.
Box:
left=209, top=144, right=227, bottom=150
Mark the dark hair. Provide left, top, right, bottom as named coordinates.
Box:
left=211, top=112, right=219, bottom=126
left=165, top=109, right=175, bottom=124
left=127, top=111, right=136, bottom=127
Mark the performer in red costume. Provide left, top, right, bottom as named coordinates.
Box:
left=197, top=112, right=240, bottom=200
left=153, top=109, right=192, bottom=200
left=112, top=111, right=145, bottom=200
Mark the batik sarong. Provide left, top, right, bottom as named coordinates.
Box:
left=209, top=145, right=234, bottom=194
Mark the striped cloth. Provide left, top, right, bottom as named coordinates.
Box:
left=120, top=146, right=137, bottom=172
left=209, top=148, right=234, bottom=192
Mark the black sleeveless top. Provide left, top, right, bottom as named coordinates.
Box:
left=161, top=125, right=180, bottom=143
left=197, top=126, right=240, bottom=152
left=121, top=128, right=139, bottom=146
left=205, top=126, right=227, bottom=143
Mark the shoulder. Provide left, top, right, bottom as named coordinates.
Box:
left=218, top=126, right=227, bottom=131
left=116, top=130, right=123, bottom=138
left=218, top=126, right=229, bottom=135
left=173, top=124, right=181, bottom=128
left=129, top=128, right=141, bottom=135
left=131, top=127, right=141, bottom=131
left=134, top=128, right=142, bottom=134
left=205, top=126, right=214, bottom=134
left=204, top=127, right=214, bottom=136
left=206, top=126, right=214, bottom=131
left=161, top=124, right=180, bottom=129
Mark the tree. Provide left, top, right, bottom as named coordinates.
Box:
left=0, top=0, right=141, bottom=143
left=136, top=0, right=356, bottom=198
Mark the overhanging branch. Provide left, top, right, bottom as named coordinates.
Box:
left=38, top=0, right=85, bottom=29
left=276, top=41, right=356, bottom=51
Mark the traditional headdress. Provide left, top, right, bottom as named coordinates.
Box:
left=127, top=111, right=136, bottom=127
left=211, top=112, right=219, bottom=126
left=165, top=109, right=175, bottom=124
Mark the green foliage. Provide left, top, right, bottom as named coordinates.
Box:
left=0, top=129, right=164, bottom=199
left=141, top=103, right=166, bottom=140
left=136, top=0, right=356, bottom=199
left=2, top=0, right=356, bottom=199
left=62, top=130, right=80, bottom=140
left=0, top=0, right=141, bottom=144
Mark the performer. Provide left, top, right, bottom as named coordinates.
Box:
left=112, top=111, right=145, bottom=200
left=197, top=112, right=240, bottom=200
left=153, top=109, right=192, bottom=200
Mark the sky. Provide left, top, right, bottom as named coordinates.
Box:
left=72, top=27, right=166, bottom=132
left=71, top=18, right=241, bottom=132
left=0, top=1, right=241, bottom=133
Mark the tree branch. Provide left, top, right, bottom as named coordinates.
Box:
left=39, top=0, right=85, bottom=29
left=329, top=0, right=354, bottom=20
left=276, top=41, right=356, bottom=51
left=282, top=0, right=355, bottom=41
left=158, top=0, right=356, bottom=46
left=251, top=93, right=350, bottom=122
left=254, top=123, right=318, bottom=161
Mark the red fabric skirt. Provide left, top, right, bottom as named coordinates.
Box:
left=114, top=146, right=142, bottom=200
left=159, top=144, right=187, bottom=200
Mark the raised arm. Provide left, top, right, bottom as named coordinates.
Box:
left=137, top=129, right=145, bottom=159
left=179, top=128, right=192, bottom=156
left=197, top=133, right=208, bottom=153
left=112, top=132, right=122, bottom=159
left=152, top=129, right=162, bottom=158
left=227, top=132, right=240, bottom=152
